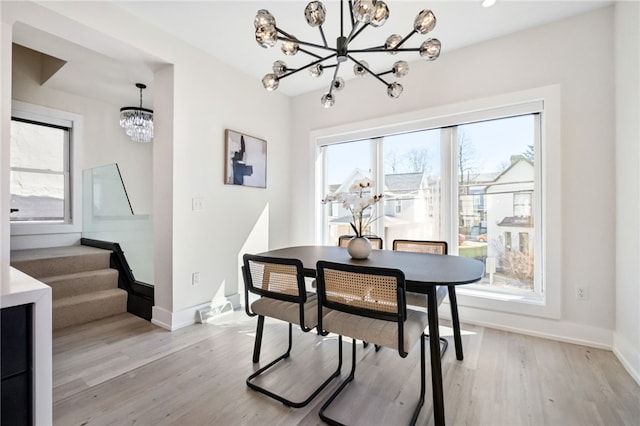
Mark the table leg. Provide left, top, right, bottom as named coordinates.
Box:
left=427, top=286, right=445, bottom=426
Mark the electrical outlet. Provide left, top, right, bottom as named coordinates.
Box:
left=576, top=286, right=588, bottom=300
left=192, top=197, right=204, bottom=211
left=192, top=272, right=200, bottom=286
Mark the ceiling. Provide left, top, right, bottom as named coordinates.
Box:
left=112, top=0, right=613, bottom=97
left=12, top=1, right=613, bottom=102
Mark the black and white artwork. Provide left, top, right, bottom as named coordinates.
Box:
left=224, top=129, right=267, bottom=188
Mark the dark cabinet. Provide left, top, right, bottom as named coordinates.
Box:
left=1, top=303, right=33, bottom=426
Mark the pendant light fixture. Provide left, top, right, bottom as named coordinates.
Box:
left=254, top=0, right=441, bottom=108
left=120, top=83, right=154, bottom=143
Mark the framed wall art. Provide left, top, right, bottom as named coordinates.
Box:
left=224, top=129, right=267, bottom=188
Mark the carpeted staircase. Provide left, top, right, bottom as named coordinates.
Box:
left=10, top=245, right=127, bottom=331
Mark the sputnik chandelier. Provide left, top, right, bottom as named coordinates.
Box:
left=254, top=0, right=441, bottom=108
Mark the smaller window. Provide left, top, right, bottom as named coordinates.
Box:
left=330, top=202, right=339, bottom=217
left=519, top=232, right=529, bottom=255
left=395, top=200, right=402, bottom=214
left=10, top=118, right=71, bottom=223
left=514, top=192, right=532, bottom=218
left=504, top=232, right=512, bottom=251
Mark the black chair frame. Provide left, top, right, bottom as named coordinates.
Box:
left=243, top=254, right=340, bottom=408
left=315, top=261, right=427, bottom=426
left=393, top=239, right=464, bottom=360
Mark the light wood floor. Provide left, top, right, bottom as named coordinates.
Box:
left=52, top=312, right=639, bottom=426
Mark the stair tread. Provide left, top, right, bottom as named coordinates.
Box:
left=53, top=288, right=127, bottom=331
left=10, top=245, right=113, bottom=278
left=41, top=268, right=118, bottom=283
left=53, top=289, right=127, bottom=307
left=10, top=245, right=112, bottom=262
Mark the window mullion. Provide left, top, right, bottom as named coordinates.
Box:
left=440, top=126, right=457, bottom=253
left=372, top=137, right=384, bottom=239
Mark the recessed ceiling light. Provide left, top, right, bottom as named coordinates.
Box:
left=482, top=0, right=497, bottom=7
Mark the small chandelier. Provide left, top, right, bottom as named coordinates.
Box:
left=120, top=83, right=154, bottom=143
left=254, top=0, right=441, bottom=108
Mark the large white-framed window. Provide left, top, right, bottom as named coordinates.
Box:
left=10, top=101, right=83, bottom=235
left=312, top=86, right=561, bottom=319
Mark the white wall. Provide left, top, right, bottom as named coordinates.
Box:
left=9, top=42, right=154, bottom=252
left=11, top=43, right=153, bottom=215
left=290, top=8, right=619, bottom=347
left=614, top=1, right=640, bottom=384
left=0, top=1, right=293, bottom=329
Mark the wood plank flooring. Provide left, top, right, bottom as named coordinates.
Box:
left=52, top=312, right=639, bottom=425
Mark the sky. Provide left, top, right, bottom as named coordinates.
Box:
left=325, top=114, right=535, bottom=186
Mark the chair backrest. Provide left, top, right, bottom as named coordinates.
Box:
left=242, top=254, right=307, bottom=303
left=338, top=235, right=384, bottom=249
left=315, top=260, right=410, bottom=354
left=392, top=239, right=448, bottom=255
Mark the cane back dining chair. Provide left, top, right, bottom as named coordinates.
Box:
left=337, top=234, right=384, bottom=249
left=393, top=239, right=464, bottom=360
left=311, top=235, right=383, bottom=290
left=315, top=260, right=429, bottom=426
left=337, top=234, right=384, bottom=351
left=242, top=254, right=340, bottom=407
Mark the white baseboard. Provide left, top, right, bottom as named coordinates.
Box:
left=152, top=295, right=239, bottom=331
left=441, top=303, right=613, bottom=350
left=613, top=332, right=640, bottom=386
left=226, top=293, right=241, bottom=309
left=11, top=233, right=81, bottom=251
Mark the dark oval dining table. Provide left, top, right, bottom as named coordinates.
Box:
left=257, top=245, right=485, bottom=426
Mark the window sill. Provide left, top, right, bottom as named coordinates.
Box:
left=454, top=283, right=560, bottom=319
left=10, top=222, right=82, bottom=236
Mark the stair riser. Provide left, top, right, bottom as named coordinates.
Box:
left=44, top=270, right=119, bottom=300
left=12, top=252, right=111, bottom=279
left=53, top=291, right=127, bottom=331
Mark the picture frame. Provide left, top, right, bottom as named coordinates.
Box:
left=224, top=129, right=267, bottom=188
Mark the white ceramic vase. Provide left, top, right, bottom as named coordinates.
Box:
left=347, top=236, right=372, bottom=259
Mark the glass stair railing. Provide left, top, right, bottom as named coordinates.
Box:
left=82, top=163, right=153, bottom=285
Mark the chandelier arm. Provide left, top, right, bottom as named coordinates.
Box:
left=348, top=47, right=420, bottom=53
left=348, top=0, right=356, bottom=27
left=348, top=22, right=368, bottom=44
left=347, top=23, right=369, bottom=44
left=348, top=45, right=386, bottom=52
left=348, top=55, right=391, bottom=86
left=328, top=62, right=342, bottom=96
left=298, top=47, right=325, bottom=60
left=318, top=25, right=328, bottom=48
left=395, top=30, right=419, bottom=50
left=278, top=36, right=337, bottom=53
left=276, top=26, right=298, bottom=41
left=279, top=53, right=338, bottom=80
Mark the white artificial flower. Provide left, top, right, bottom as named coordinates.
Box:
left=321, top=177, right=384, bottom=237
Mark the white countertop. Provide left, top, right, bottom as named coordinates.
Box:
left=2, top=267, right=51, bottom=308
